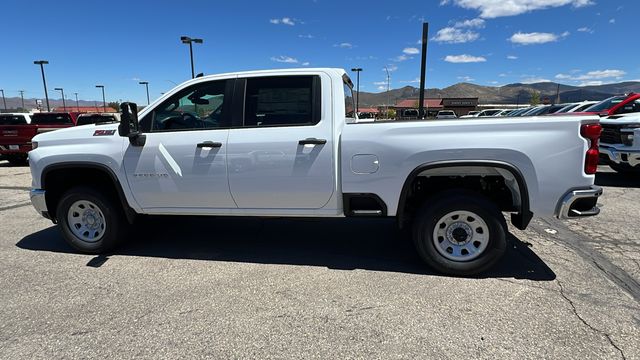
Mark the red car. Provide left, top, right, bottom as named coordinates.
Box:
left=571, top=93, right=640, bottom=117
left=0, top=112, right=79, bottom=165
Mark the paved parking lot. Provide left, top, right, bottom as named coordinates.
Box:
left=0, top=161, right=638, bottom=359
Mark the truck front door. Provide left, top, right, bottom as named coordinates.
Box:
left=122, top=79, right=236, bottom=211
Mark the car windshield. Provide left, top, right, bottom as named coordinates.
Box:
left=584, top=96, right=626, bottom=112
left=0, top=115, right=28, bottom=125
left=76, top=115, right=117, bottom=126
left=31, top=113, right=73, bottom=125
left=555, top=103, right=578, bottom=113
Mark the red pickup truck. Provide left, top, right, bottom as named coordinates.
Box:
left=0, top=112, right=78, bottom=165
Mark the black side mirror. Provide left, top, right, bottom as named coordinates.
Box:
left=119, top=102, right=146, bottom=147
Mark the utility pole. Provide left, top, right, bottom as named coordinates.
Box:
left=555, top=83, right=561, bottom=104
left=74, top=92, right=79, bottom=111
left=418, top=22, right=429, bottom=119
left=19, top=90, right=25, bottom=110
left=54, top=88, right=66, bottom=111
left=95, top=85, right=106, bottom=112
left=139, top=81, right=150, bottom=105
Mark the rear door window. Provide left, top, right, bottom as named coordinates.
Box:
left=0, top=115, right=27, bottom=125
left=76, top=115, right=117, bottom=126
left=31, top=113, right=73, bottom=125
left=243, top=76, right=320, bottom=127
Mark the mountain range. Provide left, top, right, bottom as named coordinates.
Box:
left=2, top=81, right=640, bottom=111
left=355, top=81, right=640, bottom=107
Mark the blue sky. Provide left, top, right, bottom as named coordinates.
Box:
left=0, top=0, right=635, bottom=104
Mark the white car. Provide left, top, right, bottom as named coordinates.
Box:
left=461, top=109, right=504, bottom=118
left=28, top=68, right=602, bottom=276
left=556, top=101, right=599, bottom=114
left=435, top=110, right=457, bottom=119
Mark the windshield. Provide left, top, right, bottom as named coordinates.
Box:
left=0, top=115, right=28, bottom=125
left=584, top=96, right=626, bottom=112
left=31, top=113, right=73, bottom=125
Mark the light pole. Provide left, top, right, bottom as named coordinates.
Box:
left=74, top=92, right=79, bottom=111
left=351, top=68, right=362, bottom=113
left=139, top=81, right=150, bottom=105
left=34, top=60, right=50, bottom=112
left=180, top=36, right=203, bottom=79
left=54, top=87, right=66, bottom=111
left=384, top=65, right=391, bottom=118
left=19, top=90, right=25, bottom=110
left=95, top=85, right=106, bottom=112
left=0, top=89, right=6, bottom=112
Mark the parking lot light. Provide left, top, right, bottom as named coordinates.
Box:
left=95, top=85, right=106, bottom=112
left=74, top=92, right=79, bottom=111
left=181, top=36, right=203, bottom=79
left=139, top=81, right=150, bottom=105
left=350, top=68, right=362, bottom=113
left=0, top=89, right=6, bottom=112
left=33, top=60, right=50, bottom=112
left=54, top=87, right=66, bottom=111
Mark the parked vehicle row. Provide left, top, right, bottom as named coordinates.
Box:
left=0, top=112, right=120, bottom=165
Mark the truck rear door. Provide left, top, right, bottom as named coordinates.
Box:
left=226, top=74, right=334, bottom=209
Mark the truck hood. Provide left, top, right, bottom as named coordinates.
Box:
left=33, top=123, right=119, bottom=143
left=600, top=113, right=640, bottom=125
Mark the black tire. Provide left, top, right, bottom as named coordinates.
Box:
left=56, top=186, right=128, bottom=254
left=609, top=163, right=640, bottom=174
left=6, top=155, right=28, bottom=166
left=412, top=191, right=507, bottom=276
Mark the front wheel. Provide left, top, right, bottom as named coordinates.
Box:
left=412, top=191, right=507, bottom=276
left=56, top=186, right=128, bottom=254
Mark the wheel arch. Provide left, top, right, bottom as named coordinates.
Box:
left=41, top=162, right=137, bottom=224
left=397, top=160, right=533, bottom=230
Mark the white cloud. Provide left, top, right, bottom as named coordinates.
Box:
left=444, top=54, right=487, bottom=63
left=433, top=27, right=481, bottom=43
left=301, top=62, right=310, bottom=66
left=298, top=34, right=314, bottom=39
left=400, top=77, right=421, bottom=84
left=403, top=47, right=420, bottom=55
left=609, top=18, right=616, bottom=24
left=522, top=77, right=552, bottom=84
left=577, top=27, right=594, bottom=33
left=455, top=18, right=485, bottom=28
left=509, top=32, right=565, bottom=45
left=270, top=56, right=298, bottom=63
left=499, top=73, right=508, bottom=77
left=131, top=77, right=141, bottom=81
left=269, top=17, right=296, bottom=26
left=555, top=69, right=626, bottom=81
left=507, top=55, right=518, bottom=60
left=334, top=42, right=353, bottom=49
left=458, top=76, right=475, bottom=82
left=383, top=64, right=398, bottom=72
left=443, top=0, right=595, bottom=19
left=373, top=81, right=387, bottom=86
left=579, top=81, right=604, bottom=86
left=378, top=85, right=387, bottom=91
left=392, top=55, right=410, bottom=62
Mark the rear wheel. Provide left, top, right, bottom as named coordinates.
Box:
left=412, top=191, right=507, bottom=276
left=56, top=186, right=128, bottom=254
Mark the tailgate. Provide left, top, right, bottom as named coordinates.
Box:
left=0, top=125, right=38, bottom=152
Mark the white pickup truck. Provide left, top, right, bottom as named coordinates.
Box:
left=599, top=113, right=640, bottom=173
left=28, top=68, right=603, bottom=275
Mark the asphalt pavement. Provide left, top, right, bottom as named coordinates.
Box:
left=0, top=162, right=638, bottom=359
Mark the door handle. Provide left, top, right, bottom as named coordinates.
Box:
left=197, top=141, right=222, bottom=149
left=298, top=138, right=327, bottom=145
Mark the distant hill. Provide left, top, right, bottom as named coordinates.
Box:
left=0, top=97, right=105, bottom=112
left=356, top=81, right=640, bottom=107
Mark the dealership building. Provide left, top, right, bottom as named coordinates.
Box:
left=394, top=98, right=479, bottom=118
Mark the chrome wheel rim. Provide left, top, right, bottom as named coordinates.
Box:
left=67, top=200, right=106, bottom=243
left=432, top=210, right=489, bottom=262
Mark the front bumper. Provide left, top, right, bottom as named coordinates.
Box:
left=557, top=186, right=602, bottom=219
left=599, top=145, right=640, bottom=167
left=30, top=189, right=50, bottom=219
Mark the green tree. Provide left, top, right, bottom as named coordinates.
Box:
left=530, top=91, right=541, bottom=106
left=107, top=101, right=120, bottom=111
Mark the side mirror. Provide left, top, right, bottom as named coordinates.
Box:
left=119, top=102, right=146, bottom=147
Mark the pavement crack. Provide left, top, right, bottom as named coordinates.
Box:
left=556, top=280, right=627, bottom=360
left=0, top=186, right=30, bottom=191
left=0, top=202, right=31, bottom=212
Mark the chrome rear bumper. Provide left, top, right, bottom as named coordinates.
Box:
left=557, top=186, right=602, bottom=219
